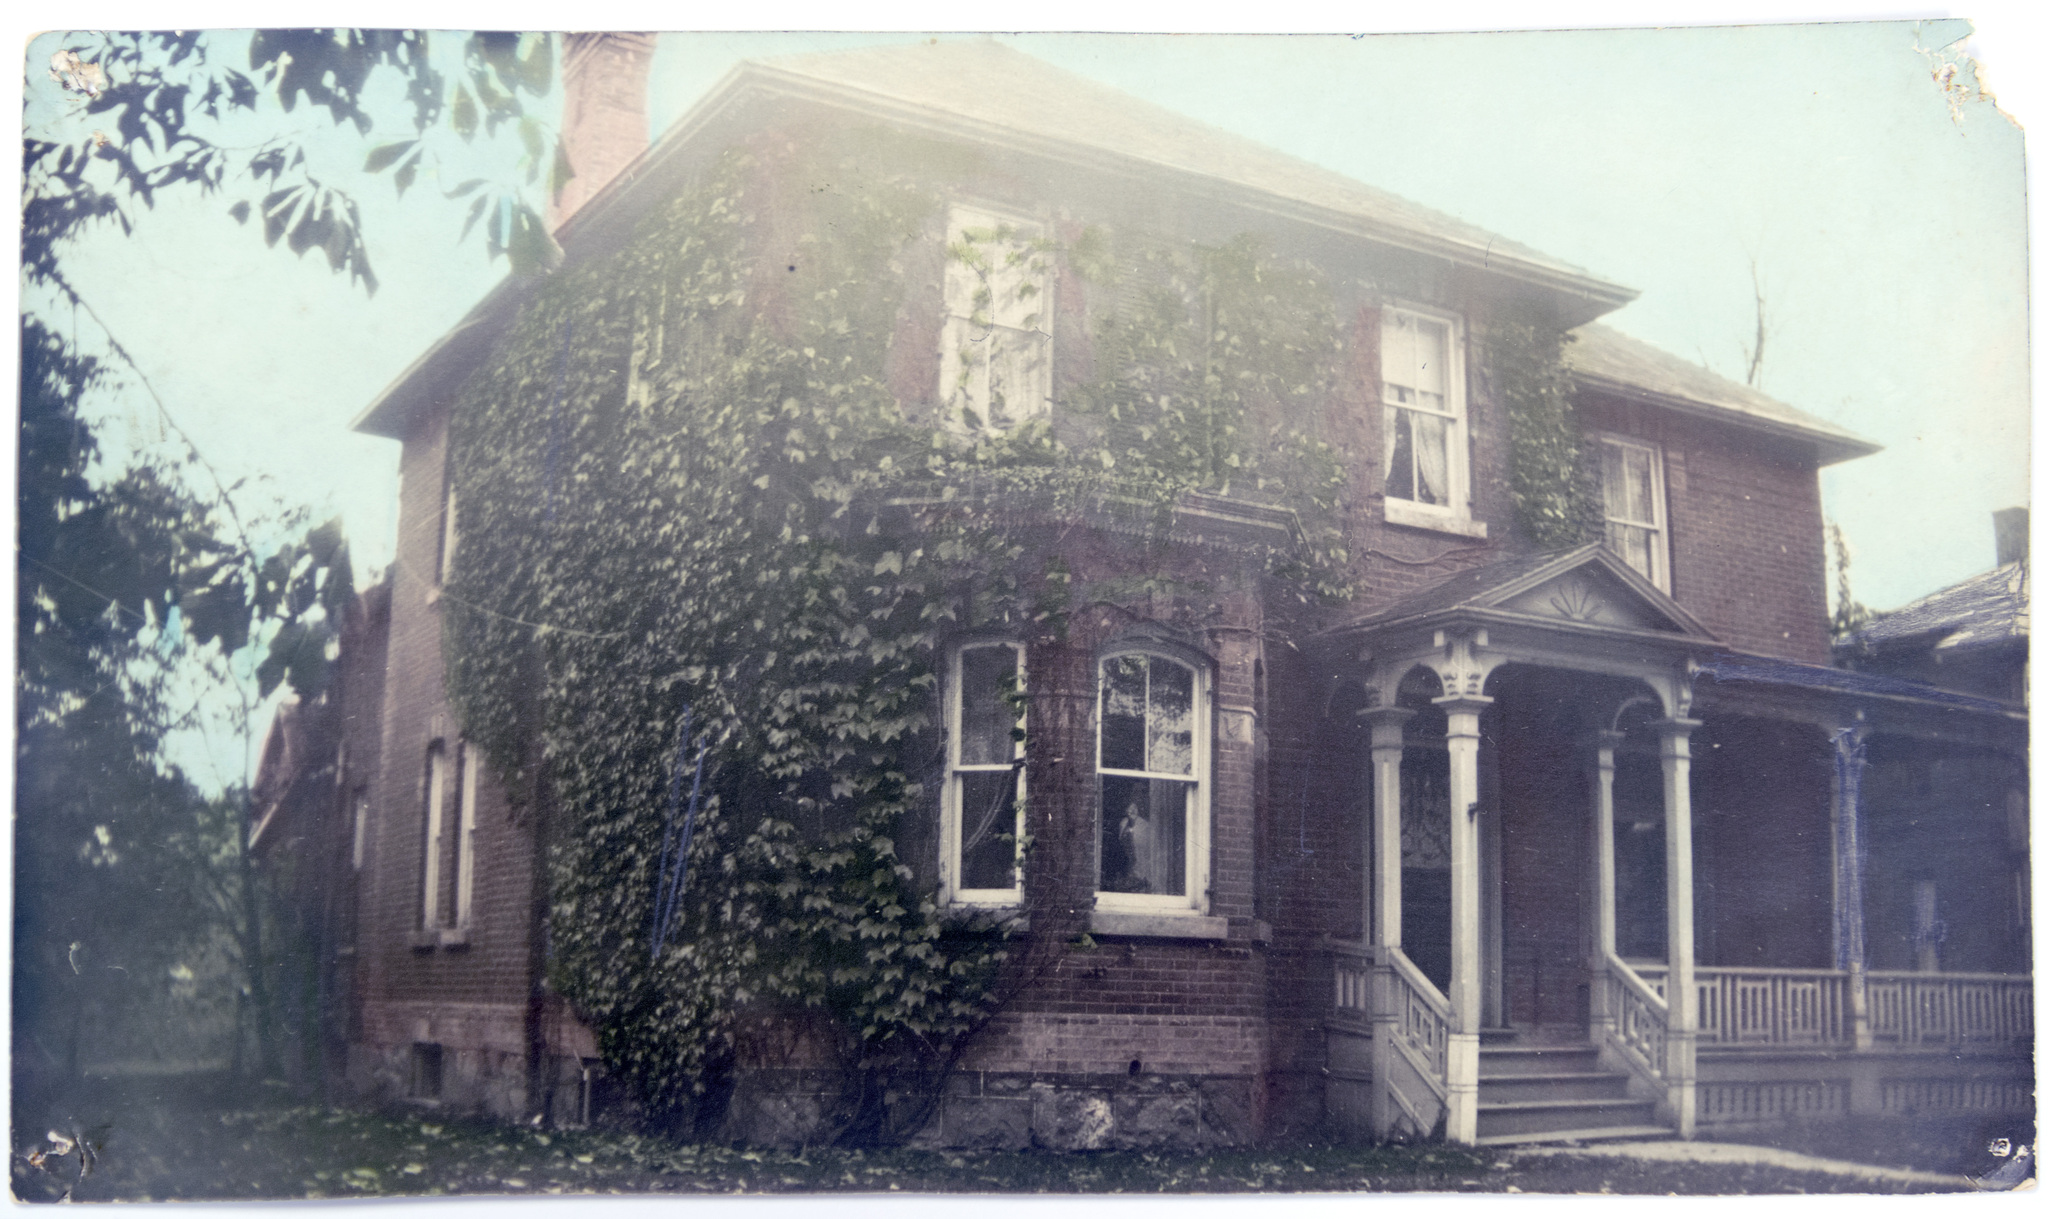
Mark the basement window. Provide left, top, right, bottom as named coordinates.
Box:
left=408, top=1042, right=444, bottom=1100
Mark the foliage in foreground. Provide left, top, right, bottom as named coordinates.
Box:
left=11, top=1083, right=1963, bottom=1201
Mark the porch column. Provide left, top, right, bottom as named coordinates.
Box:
left=1830, top=722, right=1872, bottom=1050
left=1358, top=705, right=1412, bottom=1140
left=1436, top=692, right=1492, bottom=1145
left=1361, top=708, right=1414, bottom=949
left=1587, top=730, right=1626, bottom=1041
left=1656, top=716, right=1702, bottom=1138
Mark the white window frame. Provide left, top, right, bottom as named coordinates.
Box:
left=939, top=204, right=1053, bottom=435
left=420, top=743, right=447, bottom=930
left=1094, top=648, right=1211, bottom=916
left=453, top=742, right=480, bottom=930
left=1380, top=305, right=1483, bottom=538
left=941, top=640, right=1027, bottom=906
left=436, top=480, right=459, bottom=585
left=1598, top=433, right=1670, bottom=592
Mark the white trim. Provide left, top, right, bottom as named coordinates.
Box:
left=941, top=639, right=1027, bottom=907
left=1094, top=647, right=1211, bottom=916
left=420, top=743, right=446, bottom=930
left=454, top=742, right=480, bottom=930
left=1598, top=433, right=1670, bottom=593
left=1379, top=304, right=1478, bottom=532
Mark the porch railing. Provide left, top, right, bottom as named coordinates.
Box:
left=1866, top=971, right=2034, bottom=1047
left=1599, top=952, right=1669, bottom=1085
left=1383, top=945, right=1451, bottom=1086
left=1332, top=941, right=1371, bottom=1021
left=1634, top=965, right=2031, bottom=1050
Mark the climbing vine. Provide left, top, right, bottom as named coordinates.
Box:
left=1486, top=318, right=1594, bottom=548
left=440, top=134, right=1564, bottom=1144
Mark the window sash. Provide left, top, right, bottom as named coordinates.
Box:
left=946, top=641, right=1025, bottom=901
left=1094, top=652, right=1205, bottom=911
left=420, top=746, right=446, bottom=929
left=454, top=744, right=479, bottom=929
left=1380, top=308, right=1463, bottom=510
left=940, top=206, right=1051, bottom=434
left=1600, top=437, right=1667, bottom=588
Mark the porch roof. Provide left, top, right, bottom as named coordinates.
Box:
left=1692, top=650, right=2025, bottom=719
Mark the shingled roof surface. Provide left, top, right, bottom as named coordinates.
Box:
left=1851, top=561, right=2029, bottom=653
left=1566, top=324, right=1878, bottom=464
left=752, top=40, right=1622, bottom=296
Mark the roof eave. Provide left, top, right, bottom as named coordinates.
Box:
left=1572, top=370, right=1881, bottom=467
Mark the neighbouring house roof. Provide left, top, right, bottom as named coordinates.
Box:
left=356, top=39, right=1637, bottom=440
left=1566, top=324, right=1879, bottom=466
left=1848, top=561, right=2029, bottom=656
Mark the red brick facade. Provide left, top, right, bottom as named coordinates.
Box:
left=290, top=43, right=2026, bottom=1150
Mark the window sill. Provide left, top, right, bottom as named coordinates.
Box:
left=438, top=928, right=470, bottom=950
left=410, top=928, right=469, bottom=951
left=1383, top=499, right=1487, bottom=539
left=409, top=930, right=439, bottom=952
left=1089, top=910, right=1228, bottom=941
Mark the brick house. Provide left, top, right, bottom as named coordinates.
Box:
left=269, top=37, right=2032, bottom=1148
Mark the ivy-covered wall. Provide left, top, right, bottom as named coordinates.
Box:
left=431, top=120, right=1587, bottom=1144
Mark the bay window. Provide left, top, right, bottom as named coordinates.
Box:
left=1096, top=651, right=1209, bottom=912
left=943, top=641, right=1026, bottom=903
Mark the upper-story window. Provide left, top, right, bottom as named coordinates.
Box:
left=1381, top=307, right=1481, bottom=537
left=940, top=205, right=1052, bottom=434
left=1096, top=650, right=1209, bottom=913
left=1600, top=435, right=1669, bottom=591
left=436, top=480, right=459, bottom=586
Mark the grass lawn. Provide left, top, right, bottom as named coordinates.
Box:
left=12, top=1071, right=1972, bottom=1201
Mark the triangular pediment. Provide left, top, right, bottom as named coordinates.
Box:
left=1479, top=546, right=1711, bottom=638
left=1502, top=566, right=1664, bottom=629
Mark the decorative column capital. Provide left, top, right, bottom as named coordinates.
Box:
left=1583, top=728, right=1629, bottom=756
left=1432, top=693, right=1494, bottom=729
left=1358, top=704, right=1415, bottom=752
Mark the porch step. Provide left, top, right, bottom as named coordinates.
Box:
left=1474, top=1041, right=1673, bottom=1144
left=1476, top=1096, right=1662, bottom=1139
left=1479, top=1069, right=1633, bottom=1103
left=1475, top=1045, right=1603, bottom=1075
left=1473, top=1124, right=1674, bottom=1148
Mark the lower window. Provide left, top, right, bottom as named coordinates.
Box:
left=1096, top=650, right=1208, bottom=911
left=943, top=641, right=1025, bottom=903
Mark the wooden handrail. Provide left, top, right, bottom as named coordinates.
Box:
left=1384, top=944, right=1452, bottom=1023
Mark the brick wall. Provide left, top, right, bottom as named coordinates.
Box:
left=354, top=403, right=592, bottom=1117
left=1582, top=392, right=1831, bottom=662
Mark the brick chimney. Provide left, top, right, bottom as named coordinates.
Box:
left=550, top=33, right=658, bottom=229
left=1993, top=506, right=2028, bottom=567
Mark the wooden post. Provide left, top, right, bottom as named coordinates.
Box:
left=1832, top=721, right=1873, bottom=1050
left=1657, top=716, right=1702, bottom=1138
left=1588, top=729, right=1626, bottom=1042
left=1436, top=693, right=1492, bottom=1145
left=1359, top=705, right=1413, bottom=1140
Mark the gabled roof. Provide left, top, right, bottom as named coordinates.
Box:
left=745, top=41, right=1633, bottom=306
left=355, top=39, right=1638, bottom=439
left=1566, top=324, right=1879, bottom=466
left=1322, top=543, right=1720, bottom=644
left=1849, top=561, right=2029, bottom=654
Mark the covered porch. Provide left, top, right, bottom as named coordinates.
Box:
left=1313, top=547, right=2032, bottom=1145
